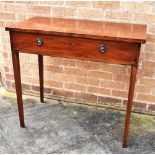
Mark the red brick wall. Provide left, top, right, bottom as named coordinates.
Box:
left=0, top=1, right=155, bottom=114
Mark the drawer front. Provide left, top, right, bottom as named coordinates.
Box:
left=11, top=32, right=139, bottom=65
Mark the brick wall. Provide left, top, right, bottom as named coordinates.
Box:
left=0, top=1, right=155, bottom=114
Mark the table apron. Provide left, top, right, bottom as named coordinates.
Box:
left=11, top=32, right=140, bottom=65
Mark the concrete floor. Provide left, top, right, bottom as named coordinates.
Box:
left=0, top=87, right=155, bottom=153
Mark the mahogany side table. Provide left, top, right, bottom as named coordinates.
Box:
left=6, top=17, right=147, bottom=148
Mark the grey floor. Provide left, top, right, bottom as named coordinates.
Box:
left=0, top=88, right=155, bottom=153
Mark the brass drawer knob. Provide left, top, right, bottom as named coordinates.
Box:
left=36, top=38, right=43, bottom=46
left=99, top=44, right=106, bottom=53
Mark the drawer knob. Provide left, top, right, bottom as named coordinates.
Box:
left=36, top=38, right=43, bottom=46
left=99, top=45, right=106, bottom=53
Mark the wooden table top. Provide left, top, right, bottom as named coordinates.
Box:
left=6, top=17, right=147, bottom=43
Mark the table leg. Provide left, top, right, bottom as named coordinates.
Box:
left=12, top=50, right=25, bottom=127
left=122, top=64, right=138, bottom=148
left=38, top=55, right=44, bottom=103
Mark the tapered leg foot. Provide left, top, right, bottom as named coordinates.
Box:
left=122, top=143, right=128, bottom=148
left=20, top=123, right=25, bottom=128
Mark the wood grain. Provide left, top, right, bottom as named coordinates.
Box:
left=6, top=17, right=147, bottom=43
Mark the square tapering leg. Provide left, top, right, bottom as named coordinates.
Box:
left=12, top=50, right=25, bottom=127
left=38, top=55, right=44, bottom=103
left=123, top=65, right=138, bottom=148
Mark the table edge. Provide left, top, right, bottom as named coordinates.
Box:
left=5, top=27, right=146, bottom=44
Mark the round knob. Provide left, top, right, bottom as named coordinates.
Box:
left=99, top=44, right=106, bottom=53
left=36, top=38, right=43, bottom=46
